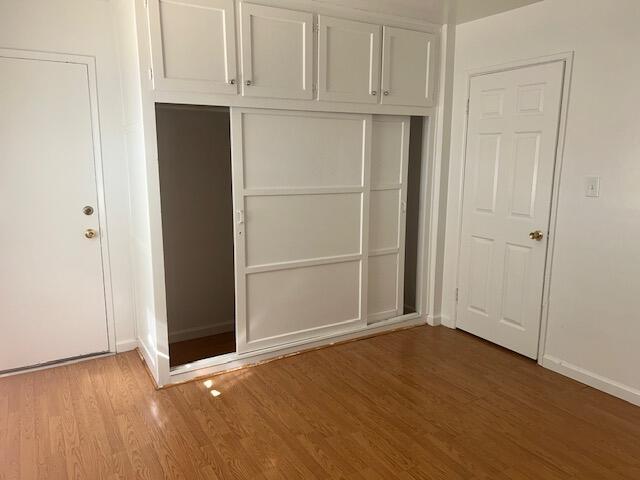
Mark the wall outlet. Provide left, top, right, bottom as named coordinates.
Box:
left=585, top=176, right=600, bottom=198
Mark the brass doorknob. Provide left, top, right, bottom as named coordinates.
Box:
left=84, top=229, right=98, bottom=239
left=529, top=230, right=544, bottom=241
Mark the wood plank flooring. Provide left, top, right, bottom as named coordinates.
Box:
left=169, top=331, right=236, bottom=367
left=1, top=325, right=639, bottom=479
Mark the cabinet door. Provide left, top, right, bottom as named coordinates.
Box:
left=239, top=3, right=313, bottom=100
left=148, top=0, right=237, bottom=94
left=381, top=26, right=437, bottom=107
left=317, top=16, right=381, bottom=104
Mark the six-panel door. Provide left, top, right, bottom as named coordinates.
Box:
left=381, top=26, right=436, bottom=107
left=239, top=3, right=314, bottom=100
left=457, top=62, right=565, bottom=359
left=148, top=0, right=238, bottom=94
left=317, top=15, right=381, bottom=104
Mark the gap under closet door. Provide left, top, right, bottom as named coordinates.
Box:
left=368, top=116, right=410, bottom=323
left=231, top=108, right=371, bottom=353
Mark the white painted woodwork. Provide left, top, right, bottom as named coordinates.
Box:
left=241, top=111, right=365, bottom=188
left=0, top=55, right=109, bottom=371
left=381, top=26, right=436, bottom=107
left=457, top=61, right=564, bottom=359
left=232, top=108, right=370, bottom=352
left=368, top=116, right=410, bottom=323
left=148, top=0, right=237, bottom=94
left=245, top=193, right=361, bottom=267
left=239, top=3, right=313, bottom=99
left=317, top=15, right=381, bottom=104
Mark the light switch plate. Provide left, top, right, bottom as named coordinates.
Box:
left=585, top=176, right=600, bottom=197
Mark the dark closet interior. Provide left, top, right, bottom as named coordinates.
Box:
left=155, top=104, right=236, bottom=368
left=403, top=116, right=424, bottom=314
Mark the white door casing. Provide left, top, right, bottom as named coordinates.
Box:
left=317, top=15, right=381, bottom=104
left=148, top=0, right=238, bottom=94
left=0, top=52, right=110, bottom=372
left=380, top=26, right=436, bottom=107
left=239, top=3, right=313, bottom=100
left=231, top=108, right=370, bottom=353
left=457, top=61, right=565, bottom=359
left=368, top=116, right=410, bottom=323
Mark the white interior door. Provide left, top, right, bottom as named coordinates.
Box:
left=380, top=26, right=436, bottom=107
left=368, top=116, right=410, bottom=323
left=239, top=3, right=313, bottom=99
left=231, top=108, right=370, bottom=353
left=457, top=61, right=565, bottom=359
left=0, top=53, right=109, bottom=372
left=148, top=0, right=238, bottom=94
left=317, top=15, right=381, bottom=104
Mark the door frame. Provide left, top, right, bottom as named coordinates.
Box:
left=452, top=52, right=574, bottom=363
left=0, top=48, right=117, bottom=356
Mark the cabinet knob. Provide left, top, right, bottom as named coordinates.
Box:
left=229, top=78, right=236, bottom=85
left=371, top=90, right=377, bottom=96
left=84, top=229, right=98, bottom=239
left=383, top=90, right=390, bottom=96
left=245, top=80, right=252, bottom=86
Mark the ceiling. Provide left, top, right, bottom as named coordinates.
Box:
left=313, top=0, right=542, bottom=24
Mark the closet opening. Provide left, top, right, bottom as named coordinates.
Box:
left=155, top=104, right=236, bottom=369
left=403, top=116, right=424, bottom=315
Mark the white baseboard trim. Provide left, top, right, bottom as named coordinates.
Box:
left=426, top=314, right=441, bottom=326
left=439, top=314, right=455, bottom=329
left=116, top=339, right=138, bottom=352
left=168, top=321, right=235, bottom=344
left=542, top=354, right=640, bottom=407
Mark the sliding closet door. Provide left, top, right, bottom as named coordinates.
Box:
left=231, top=108, right=371, bottom=353
left=368, top=116, right=410, bottom=323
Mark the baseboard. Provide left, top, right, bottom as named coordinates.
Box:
left=168, top=321, right=235, bottom=344
left=542, top=354, right=640, bottom=407
left=116, top=339, right=138, bottom=352
left=439, top=314, right=455, bottom=329
left=426, top=314, right=441, bottom=326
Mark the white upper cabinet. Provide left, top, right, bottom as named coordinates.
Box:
left=317, top=16, right=381, bottom=104
left=381, top=26, right=437, bottom=107
left=239, top=3, right=313, bottom=100
left=148, top=0, right=237, bottom=94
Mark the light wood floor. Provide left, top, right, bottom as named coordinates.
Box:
left=1, top=326, right=639, bottom=479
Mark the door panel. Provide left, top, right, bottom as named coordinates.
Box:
left=368, top=116, right=410, bottom=323
left=457, top=61, right=565, bottom=359
left=0, top=54, right=108, bottom=371
left=244, top=193, right=361, bottom=267
left=148, top=0, right=237, bottom=94
left=246, top=261, right=361, bottom=343
left=317, top=15, right=380, bottom=104
left=240, top=3, right=313, bottom=99
left=232, top=109, right=371, bottom=353
left=381, top=26, right=436, bottom=107
left=241, top=112, right=364, bottom=189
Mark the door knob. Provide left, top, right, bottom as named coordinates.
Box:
left=84, top=229, right=98, bottom=239
left=529, top=230, right=544, bottom=241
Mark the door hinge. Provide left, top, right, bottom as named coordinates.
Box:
left=312, top=83, right=317, bottom=95
left=144, top=0, right=149, bottom=8
left=466, top=98, right=470, bottom=114
left=455, top=288, right=459, bottom=303
left=148, top=67, right=153, bottom=82
left=312, top=23, right=319, bottom=33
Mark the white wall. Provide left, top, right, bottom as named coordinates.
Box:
left=442, top=0, right=640, bottom=404
left=0, top=0, right=136, bottom=351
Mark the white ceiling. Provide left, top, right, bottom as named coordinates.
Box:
left=313, top=0, right=542, bottom=24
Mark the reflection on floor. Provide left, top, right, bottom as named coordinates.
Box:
left=169, top=330, right=236, bottom=367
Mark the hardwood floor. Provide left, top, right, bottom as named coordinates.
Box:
left=1, top=326, right=639, bottom=479
left=169, top=331, right=236, bottom=367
